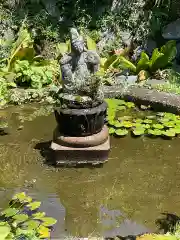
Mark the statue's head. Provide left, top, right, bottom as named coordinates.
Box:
left=70, top=28, right=79, bottom=41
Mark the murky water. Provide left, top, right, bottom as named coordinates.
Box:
left=0, top=104, right=180, bottom=238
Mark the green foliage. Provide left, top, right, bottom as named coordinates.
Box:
left=0, top=192, right=57, bottom=239
left=105, top=98, right=180, bottom=139
left=114, top=40, right=177, bottom=78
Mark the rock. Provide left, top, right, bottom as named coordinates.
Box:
left=126, top=75, right=137, bottom=85
left=144, top=38, right=157, bottom=56
left=162, top=18, right=180, bottom=40
left=146, top=79, right=169, bottom=87
left=114, top=75, right=137, bottom=87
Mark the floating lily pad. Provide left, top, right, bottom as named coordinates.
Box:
left=132, top=127, right=145, bottom=136
left=152, top=124, right=164, bottom=129
left=143, top=119, right=153, bottom=124
left=172, top=128, right=180, bottom=134
left=118, top=116, right=132, bottom=121
left=134, top=118, right=143, bottom=123
left=163, top=129, right=176, bottom=137
left=162, top=121, right=175, bottom=128
left=115, top=122, right=124, bottom=128
left=109, top=128, right=115, bottom=134
left=156, top=112, right=165, bottom=117
left=158, top=118, right=170, bottom=124
left=146, top=115, right=156, bottom=120
left=148, top=129, right=163, bottom=136
left=142, top=124, right=151, bottom=129
left=122, top=121, right=133, bottom=128
left=115, top=129, right=128, bottom=136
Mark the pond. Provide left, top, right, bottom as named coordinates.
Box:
left=0, top=104, right=180, bottom=238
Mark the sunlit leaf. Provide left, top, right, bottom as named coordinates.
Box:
left=0, top=225, right=11, bottom=239
left=13, top=214, right=28, bottom=222
left=13, top=192, right=32, bottom=203
left=27, top=202, right=41, bottom=210
left=38, top=225, right=50, bottom=239
left=1, top=208, right=19, bottom=217
left=41, top=217, right=57, bottom=227
left=86, top=35, right=96, bottom=50
left=32, top=212, right=46, bottom=220
left=24, top=220, right=40, bottom=230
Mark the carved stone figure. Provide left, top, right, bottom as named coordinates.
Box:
left=59, top=28, right=104, bottom=108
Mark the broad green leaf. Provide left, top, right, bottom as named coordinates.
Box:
left=100, top=58, right=107, bottom=67
left=27, top=201, right=41, bottom=210
left=24, top=220, right=40, bottom=230
left=38, top=225, right=50, bottom=239
left=41, top=217, right=57, bottom=227
left=149, top=48, right=164, bottom=69
left=1, top=208, right=19, bottom=217
left=13, top=192, right=32, bottom=203
left=104, top=55, right=118, bottom=70
left=56, top=43, right=69, bottom=56
left=0, top=225, right=11, bottom=240
left=118, top=56, right=136, bottom=73
left=86, top=35, right=96, bottom=50
left=160, top=40, right=177, bottom=62
left=32, top=212, right=46, bottom=220
left=136, top=51, right=150, bottom=73
left=13, top=214, right=28, bottom=222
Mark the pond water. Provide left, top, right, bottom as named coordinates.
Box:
left=0, top=104, right=180, bottom=238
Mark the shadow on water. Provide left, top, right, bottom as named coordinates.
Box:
left=1, top=104, right=180, bottom=238
left=156, top=213, right=180, bottom=233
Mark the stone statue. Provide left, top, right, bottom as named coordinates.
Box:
left=59, top=28, right=104, bottom=108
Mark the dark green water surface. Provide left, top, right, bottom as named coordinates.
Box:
left=0, top=104, right=180, bottom=238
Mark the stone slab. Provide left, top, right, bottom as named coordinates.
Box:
left=51, top=138, right=110, bottom=166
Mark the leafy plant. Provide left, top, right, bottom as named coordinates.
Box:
left=0, top=192, right=57, bottom=239
left=112, top=40, right=177, bottom=80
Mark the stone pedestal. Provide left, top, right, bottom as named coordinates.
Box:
left=51, top=125, right=110, bottom=166
left=51, top=101, right=110, bottom=166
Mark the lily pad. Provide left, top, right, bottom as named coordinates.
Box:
left=132, top=127, right=145, bottom=136
left=118, top=116, right=132, bottom=121
left=163, top=121, right=175, bottom=128
left=109, top=128, right=115, bottom=134
left=122, top=121, right=133, bottom=128
left=115, top=129, right=128, bottom=136
left=143, top=119, right=153, bottom=124
left=148, top=129, right=163, bottom=136
left=152, top=124, right=164, bottom=129
left=142, top=124, right=151, bottom=129
left=172, top=128, right=180, bottom=134
left=146, top=115, right=156, bottom=120
left=134, top=118, right=143, bottom=123
left=115, top=122, right=124, bottom=128
left=163, top=129, right=176, bottom=137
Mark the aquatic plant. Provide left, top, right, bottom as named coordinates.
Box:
left=105, top=98, right=180, bottom=139
left=0, top=192, right=57, bottom=239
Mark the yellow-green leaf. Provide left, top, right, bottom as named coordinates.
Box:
left=86, top=35, right=96, bottom=50
left=118, top=56, right=136, bottom=73
left=0, top=225, right=11, bottom=240
left=27, top=201, right=41, bottom=210
left=24, top=220, right=40, bottom=230
left=12, top=192, right=32, bottom=203
left=38, top=225, right=50, bottom=239
left=41, top=217, right=57, bottom=227
left=13, top=214, right=28, bottom=222
left=32, top=212, right=46, bottom=220
left=1, top=208, right=18, bottom=217
left=56, top=43, right=68, bottom=56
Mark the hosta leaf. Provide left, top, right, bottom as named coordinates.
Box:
left=13, top=214, right=28, bottom=222
left=41, top=217, right=57, bottom=227
left=38, top=225, right=50, bottom=239
left=1, top=208, right=19, bottom=217
left=27, top=201, right=41, bottom=210
left=118, top=56, right=136, bottom=73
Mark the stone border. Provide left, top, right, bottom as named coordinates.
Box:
left=103, top=85, right=180, bottom=114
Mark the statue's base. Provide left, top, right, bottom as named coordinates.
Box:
left=50, top=126, right=110, bottom=166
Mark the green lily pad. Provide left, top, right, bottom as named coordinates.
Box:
left=115, top=129, right=128, bottom=136
left=163, top=129, right=176, bottom=137
left=156, top=112, right=165, bottom=117
left=109, top=128, right=115, bottom=134
left=142, top=124, right=151, bottom=129
left=122, top=121, right=133, bottom=128
left=172, top=128, right=180, bottom=134
left=143, top=119, right=153, bottom=124
left=132, top=127, right=145, bottom=136
left=133, top=123, right=143, bottom=128
left=134, top=118, right=143, bottom=123
left=148, top=129, right=163, bottom=136
left=115, top=122, right=124, bottom=128
left=118, top=116, right=132, bottom=121
left=163, top=121, right=175, bottom=128
left=108, top=120, right=116, bottom=126
left=152, top=124, right=164, bottom=129
left=158, top=118, right=170, bottom=124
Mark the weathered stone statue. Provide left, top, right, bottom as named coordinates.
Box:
left=59, top=28, right=104, bottom=108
